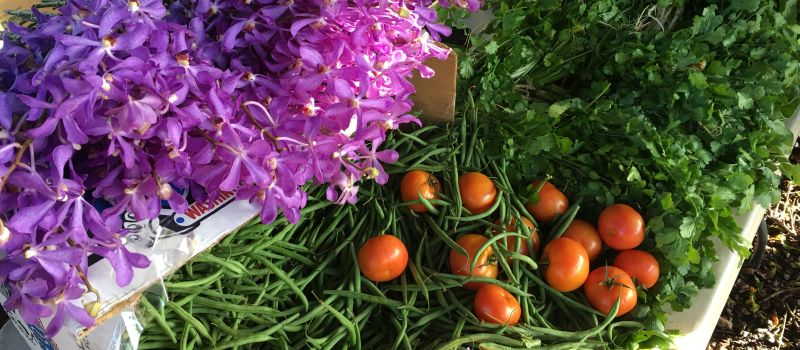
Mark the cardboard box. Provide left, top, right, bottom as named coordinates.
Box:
left=0, top=0, right=38, bottom=14
left=0, top=2, right=458, bottom=350
left=410, top=45, right=458, bottom=123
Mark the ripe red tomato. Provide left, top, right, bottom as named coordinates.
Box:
left=449, top=234, right=498, bottom=290
left=541, top=237, right=589, bottom=292
left=583, top=266, right=638, bottom=317
left=597, top=204, right=645, bottom=250
left=525, top=180, right=569, bottom=223
left=474, top=284, right=521, bottom=326
left=458, top=172, right=497, bottom=214
left=494, top=216, right=540, bottom=256
left=613, top=250, right=660, bottom=289
left=400, top=170, right=440, bottom=213
left=357, top=235, right=408, bottom=282
left=562, top=219, right=603, bottom=261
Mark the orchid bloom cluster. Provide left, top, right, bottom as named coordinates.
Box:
left=0, top=0, right=480, bottom=337
left=168, top=0, right=455, bottom=220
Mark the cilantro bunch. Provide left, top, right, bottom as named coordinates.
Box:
left=447, top=0, right=800, bottom=342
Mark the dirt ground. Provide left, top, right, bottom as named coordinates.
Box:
left=707, top=142, right=800, bottom=350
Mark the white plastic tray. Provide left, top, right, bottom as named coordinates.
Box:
left=667, top=109, right=800, bottom=349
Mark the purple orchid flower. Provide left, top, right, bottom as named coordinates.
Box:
left=359, top=138, right=399, bottom=185
left=215, top=125, right=273, bottom=190
left=53, top=23, right=150, bottom=72
left=326, top=172, right=360, bottom=205
left=3, top=274, right=54, bottom=324
left=20, top=239, right=83, bottom=285
left=88, top=237, right=150, bottom=286
left=44, top=283, right=95, bottom=337
left=101, top=0, right=167, bottom=31
left=0, top=0, right=481, bottom=336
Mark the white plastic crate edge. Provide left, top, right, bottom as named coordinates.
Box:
left=0, top=192, right=260, bottom=350
left=666, top=108, right=800, bottom=350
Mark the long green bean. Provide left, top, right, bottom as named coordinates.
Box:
left=139, top=116, right=670, bottom=350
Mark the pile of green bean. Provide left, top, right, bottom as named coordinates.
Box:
left=136, top=95, right=670, bottom=349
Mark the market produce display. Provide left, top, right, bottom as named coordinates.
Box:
left=0, top=0, right=471, bottom=336
left=138, top=114, right=671, bottom=349
left=1, top=0, right=799, bottom=349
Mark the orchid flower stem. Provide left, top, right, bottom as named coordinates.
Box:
left=76, top=265, right=101, bottom=303
left=343, top=157, right=367, bottom=172
left=242, top=104, right=283, bottom=151
left=0, top=139, right=32, bottom=192
left=243, top=101, right=276, bottom=126
left=195, top=129, right=239, bottom=155
left=195, top=129, right=216, bottom=145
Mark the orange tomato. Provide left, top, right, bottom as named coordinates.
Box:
left=525, top=180, right=569, bottom=223
left=357, top=235, right=408, bottom=282
left=613, top=250, right=660, bottom=289
left=584, top=266, right=638, bottom=317
left=562, top=219, right=603, bottom=261
left=458, top=172, right=497, bottom=214
left=400, top=170, right=440, bottom=213
left=542, top=237, right=590, bottom=292
left=598, top=204, right=645, bottom=250
left=474, top=285, right=521, bottom=326
left=494, top=217, right=540, bottom=256
left=449, top=234, right=498, bottom=290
